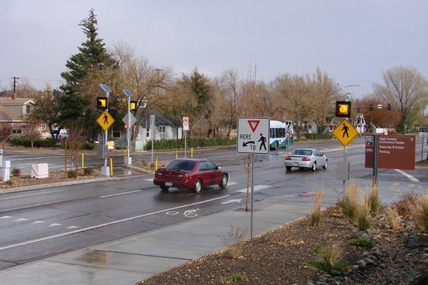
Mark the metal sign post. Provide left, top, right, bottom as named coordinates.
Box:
left=150, top=115, right=155, bottom=163
left=122, top=90, right=134, bottom=165
left=237, top=117, right=270, bottom=240
left=183, top=117, right=189, bottom=158
left=332, top=119, right=359, bottom=192
left=99, top=84, right=113, bottom=177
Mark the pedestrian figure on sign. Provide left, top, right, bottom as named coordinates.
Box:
left=341, top=123, right=349, bottom=138
left=258, top=134, right=267, bottom=150
left=103, top=113, right=109, bottom=124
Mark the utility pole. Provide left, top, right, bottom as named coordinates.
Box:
left=11, top=77, right=20, bottom=93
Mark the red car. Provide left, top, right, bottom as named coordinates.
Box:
left=153, top=158, right=229, bottom=193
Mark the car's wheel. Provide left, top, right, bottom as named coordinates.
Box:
left=194, top=179, right=202, bottom=194
left=286, top=166, right=292, bottom=171
left=323, top=160, right=328, bottom=170
left=160, top=186, right=169, bottom=192
left=311, top=162, right=317, bottom=172
left=219, top=174, right=228, bottom=189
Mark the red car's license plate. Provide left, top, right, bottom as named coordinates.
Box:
left=165, top=182, right=173, bottom=186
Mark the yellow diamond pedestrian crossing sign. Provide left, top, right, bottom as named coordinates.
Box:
left=96, top=110, right=115, bottom=131
left=332, top=119, right=358, bottom=146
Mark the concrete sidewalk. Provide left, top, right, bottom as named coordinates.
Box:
left=0, top=178, right=425, bottom=285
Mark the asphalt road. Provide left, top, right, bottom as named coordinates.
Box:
left=0, top=136, right=426, bottom=271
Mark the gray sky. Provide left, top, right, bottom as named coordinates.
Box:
left=1, top=0, right=427, bottom=99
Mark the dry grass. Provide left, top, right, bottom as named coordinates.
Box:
left=368, top=181, right=381, bottom=214
left=409, top=190, right=428, bottom=233
left=340, top=179, right=360, bottom=222
left=385, top=206, right=401, bottom=231
left=219, top=225, right=248, bottom=258
left=310, top=187, right=323, bottom=227
left=356, top=198, right=372, bottom=231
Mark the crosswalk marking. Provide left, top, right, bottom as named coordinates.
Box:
left=237, top=185, right=270, bottom=193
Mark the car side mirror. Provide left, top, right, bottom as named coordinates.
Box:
left=218, top=167, right=221, bottom=170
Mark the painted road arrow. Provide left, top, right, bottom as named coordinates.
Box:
left=221, top=199, right=242, bottom=204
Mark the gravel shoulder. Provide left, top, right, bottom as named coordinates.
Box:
left=137, top=204, right=428, bottom=285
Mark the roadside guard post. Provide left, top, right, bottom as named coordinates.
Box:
left=237, top=117, right=270, bottom=240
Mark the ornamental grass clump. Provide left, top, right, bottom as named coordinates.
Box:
left=310, top=187, right=323, bottom=227
left=368, top=181, right=381, bottom=214
left=409, top=190, right=428, bottom=233
left=340, top=179, right=360, bottom=222
left=356, top=198, right=372, bottom=231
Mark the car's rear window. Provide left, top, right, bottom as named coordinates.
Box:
left=164, top=160, right=195, bottom=170
left=292, top=149, right=313, bottom=156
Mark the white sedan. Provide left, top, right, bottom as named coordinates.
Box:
left=284, top=148, right=328, bottom=172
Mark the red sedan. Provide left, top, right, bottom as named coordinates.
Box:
left=153, top=158, right=229, bottom=193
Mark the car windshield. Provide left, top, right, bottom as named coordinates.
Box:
left=292, top=149, right=313, bottom=156
left=164, top=160, right=195, bottom=171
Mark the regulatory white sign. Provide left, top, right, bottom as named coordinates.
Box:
left=183, top=117, right=189, bottom=131
left=237, top=117, right=270, bottom=154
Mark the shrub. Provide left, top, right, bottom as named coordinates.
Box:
left=303, top=133, right=333, bottom=140
left=67, top=170, right=78, bottom=179
left=222, top=274, right=244, bottom=282
left=348, top=238, right=374, bottom=248
left=11, top=168, right=21, bottom=177
left=310, top=187, right=323, bottom=227
left=307, top=245, right=347, bottom=272
left=11, top=138, right=59, bottom=148
left=83, top=167, right=94, bottom=176
left=5, top=180, right=13, bottom=186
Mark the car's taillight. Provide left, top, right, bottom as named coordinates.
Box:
left=302, top=157, right=310, bottom=161
left=155, top=172, right=162, bottom=177
left=178, top=173, right=189, bottom=180
left=285, top=155, right=291, bottom=160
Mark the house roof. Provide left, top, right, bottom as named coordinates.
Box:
left=0, top=105, right=21, bottom=121
left=144, top=109, right=181, bottom=127
left=0, top=97, right=34, bottom=106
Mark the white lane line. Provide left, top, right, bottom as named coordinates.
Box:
left=0, top=216, right=12, bottom=219
left=49, top=223, right=62, bottom=227
left=67, top=226, right=79, bottom=229
left=100, top=190, right=142, bottom=198
left=237, top=185, right=270, bottom=193
left=15, top=218, right=28, bottom=222
left=32, top=221, right=44, bottom=224
left=395, top=169, right=419, bottom=182
left=0, top=195, right=230, bottom=251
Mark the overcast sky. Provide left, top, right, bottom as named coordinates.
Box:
left=1, top=0, right=427, bottom=99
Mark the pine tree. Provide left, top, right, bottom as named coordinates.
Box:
left=58, top=9, right=116, bottom=129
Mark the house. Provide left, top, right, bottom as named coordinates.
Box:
left=0, top=95, right=46, bottom=138
left=114, top=109, right=182, bottom=150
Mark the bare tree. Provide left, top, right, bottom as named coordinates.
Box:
left=308, top=68, right=339, bottom=133
left=64, top=123, right=85, bottom=172
left=220, top=69, right=242, bottom=137
left=22, top=115, right=42, bottom=151
left=373, top=66, right=428, bottom=131
left=0, top=122, right=13, bottom=148
left=273, top=74, right=311, bottom=138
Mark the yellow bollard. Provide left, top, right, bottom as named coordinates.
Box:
left=155, top=154, right=158, bottom=170
left=81, top=153, right=84, bottom=168
left=176, top=149, right=178, bottom=159
left=110, top=158, right=113, bottom=177
left=191, top=147, right=194, bottom=158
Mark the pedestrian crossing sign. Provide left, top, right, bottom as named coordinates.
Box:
left=332, top=119, right=358, bottom=146
left=96, top=110, right=115, bottom=131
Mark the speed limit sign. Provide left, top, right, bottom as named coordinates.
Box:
left=183, top=117, right=189, bottom=131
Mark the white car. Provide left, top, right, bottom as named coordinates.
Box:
left=284, top=148, right=328, bottom=172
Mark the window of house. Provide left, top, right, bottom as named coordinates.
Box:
left=159, top=126, right=165, bottom=133
left=112, top=128, right=121, bottom=138
left=25, top=104, right=31, bottom=114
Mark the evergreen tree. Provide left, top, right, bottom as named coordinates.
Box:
left=58, top=9, right=116, bottom=129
